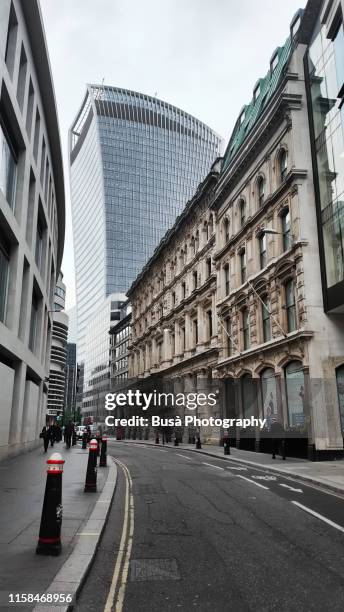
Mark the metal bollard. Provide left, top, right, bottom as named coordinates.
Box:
left=84, top=439, right=98, bottom=492
left=72, top=430, right=77, bottom=446
left=155, top=432, right=159, bottom=444
left=195, top=434, right=202, bottom=449
left=95, top=431, right=101, bottom=457
left=36, top=453, right=65, bottom=556
left=223, top=431, right=231, bottom=455
left=99, top=435, right=107, bottom=467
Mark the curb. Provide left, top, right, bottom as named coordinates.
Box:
left=118, top=439, right=344, bottom=497
left=33, top=456, right=118, bottom=612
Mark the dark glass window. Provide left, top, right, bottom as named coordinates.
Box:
left=240, top=249, right=246, bottom=284
left=182, top=282, right=186, bottom=299
left=262, top=295, right=271, bottom=342
left=224, top=217, right=230, bottom=243
left=285, top=280, right=296, bottom=332
left=207, top=258, right=212, bottom=278
left=224, top=264, right=230, bottom=295
left=0, top=123, right=17, bottom=210
left=0, top=239, right=9, bottom=322
left=193, top=319, right=198, bottom=345
left=258, top=176, right=265, bottom=206
left=207, top=309, right=212, bottom=339
left=259, top=233, right=267, bottom=269
left=193, top=270, right=197, bottom=290
left=280, top=149, right=287, bottom=182
left=29, top=293, right=39, bottom=352
left=239, top=199, right=246, bottom=226
left=281, top=209, right=291, bottom=251
left=225, top=317, right=232, bottom=356
left=242, top=308, right=250, bottom=350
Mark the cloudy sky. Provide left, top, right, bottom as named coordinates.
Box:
left=40, top=0, right=306, bottom=309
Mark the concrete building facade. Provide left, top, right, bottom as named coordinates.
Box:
left=0, top=0, right=65, bottom=460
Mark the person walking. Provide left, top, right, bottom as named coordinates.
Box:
left=65, top=420, right=74, bottom=449
left=41, top=426, right=50, bottom=453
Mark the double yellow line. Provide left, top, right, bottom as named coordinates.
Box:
left=104, top=459, right=134, bottom=612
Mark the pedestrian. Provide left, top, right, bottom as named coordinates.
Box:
left=65, top=420, right=74, bottom=449
left=41, top=426, right=50, bottom=453
left=49, top=424, right=56, bottom=447
left=271, top=421, right=286, bottom=460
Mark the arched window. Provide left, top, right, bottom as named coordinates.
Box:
left=223, top=217, right=230, bottom=243
left=239, top=199, right=246, bottom=227
left=279, top=149, right=288, bottom=182
left=257, top=176, right=265, bottom=206
left=336, top=365, right=344, bottom=434
left=261, top=368, right=277, bottom=422
left=285, top=361, right=305, bottom=426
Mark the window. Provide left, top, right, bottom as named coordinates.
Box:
left=279, top=149, right=288, bottom=182
left=16, top=45, right=27, bottom=111
left=0, top=238, right=10, bottom=323
left=172, top=291, right=176, bottom=306
left=193, top=270, right=197, bottom=290
left=259, top=233, right=267, bottom=269
left=207, top=310, right=212, bottom=339
left=191, top=236, right=196, bottom=255
left=239, top=199, right=246, bottom=226
left=285, top=361, right=305, bottom=426
left=242, top=308, right=250, bottom=350
left=5, top=4, right=18, bottom=77
left=239, top=249, right=246, bottom=284
left=225, top=317, right=232, bottom=356
left=193, top=319, right=198, bottom=345
left=224, top=264, right=230, bottom=296
left=257, top=176, right=265, bottom=206
left=281, top=208, right=291, bottom=251
left=262, top=295, right=271, bottom=342
left=29, top=293, right=39, bottom=352
left=261, top=368, right=277, bottom=422
left=208, top=215, right=213, bottom=235
left=0, top=122, right=17, bottom=210
left=181, top=326, right=186, bottom=352
left=333, top=19, right=344, bottom=95
left=285, top=280, right=296, bottom=332
left=271, top=53, right=279, bottom=72
left=35, top=219, right=43, bottom=271
left=195, top=231, right=199, bottom=251
left=207, top=258, right=212, bottom=278
left=182, top=281, right=186, bottom=299
left=224, top=217, right=230, bottom=243
left=336, top=365, right=344, bottom=433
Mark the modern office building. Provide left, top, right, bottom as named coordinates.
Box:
left=82, top=293, right=126, bottom=424
left=109, top=301, right=131, bottom=387
left=64, top=342, right=77, bottom=418
left=66, top=304, right=77, bottom=344
left=69, top=85, right=222, bottom=363
left=0, top=0, right=65, bottom=460
left=47, top=272, right=68, bottom=421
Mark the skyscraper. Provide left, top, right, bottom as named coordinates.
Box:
left=69, top=85, right=222, bottom=361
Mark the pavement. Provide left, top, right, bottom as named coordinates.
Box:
left=75, top=442, right=344, bottom=612
left=0, top=440, right=117, bottom=611
left=116, top=438, right=344, bottom=495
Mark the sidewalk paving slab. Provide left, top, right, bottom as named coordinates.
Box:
left=0, top=441, right=117, bottom=612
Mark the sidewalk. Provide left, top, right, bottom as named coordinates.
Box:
left=116, top=438, right=344, bottom=495
left=0, top=440, right=117, bottom=610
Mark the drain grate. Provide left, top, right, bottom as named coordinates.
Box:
left=130, top=558, right=180, bottom=582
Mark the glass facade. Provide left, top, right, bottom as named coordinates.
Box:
left=307, top=13, right=344, bottom=309
left=69, top=85, right=222, bottom=361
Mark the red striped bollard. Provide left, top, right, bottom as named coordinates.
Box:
left=36, top=453, right=65, bottom=556
left=99, top=435, right=107, bottom=467
left=84, top=439, right=98, bottom=492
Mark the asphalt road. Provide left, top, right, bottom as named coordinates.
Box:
left=75, top=442, right=344, bottom=612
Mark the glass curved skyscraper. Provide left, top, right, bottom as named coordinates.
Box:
left=69, top=85, right=222, bottom=360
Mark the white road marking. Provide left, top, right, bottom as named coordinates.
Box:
left=291, top=501, right=344, bottom=533
left=251, top=475, right=277, bottom=481
left=202, top=462, right=224, bottom=471
left=78, top=532, right=100, bottom=536
left=236, top=475, right=269, bottom=490
left=104, top=459, right=134, bottom=612
left=226, top=466, right=248, bottom=471
left=279, top=483, right=303, bottom=493
left=177, top=454, right=193, bottom=460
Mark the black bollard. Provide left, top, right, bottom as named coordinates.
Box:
left=174, top=433, right=179, bottom=446
left=195, top=433, right=202, bottom=449
left=99, top=435, right=107, bottom=467
left=36, top=453, right=65, bottom=556
left=223, top=431, right=231, bottom=455
left=155, top=432, right=159, bottom=444
left=84, top=439, right=98, bottom=492
left=82, top=432, right=87, bottom=449
left=95, top=432, right=101, bottom=457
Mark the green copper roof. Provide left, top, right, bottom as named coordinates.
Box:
left=222, top=9, right=303, bottom=172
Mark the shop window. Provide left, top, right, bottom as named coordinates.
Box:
left=285, top=361, right=305, bottom=427
left=261, top=368, right=277, bottom=424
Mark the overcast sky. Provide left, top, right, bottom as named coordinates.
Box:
left=40, top=0, right=306, bottom=310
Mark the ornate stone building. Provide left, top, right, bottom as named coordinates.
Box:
left=127, top=160, right=222, bottom=442
left=128, top=2, right=344, bottom=459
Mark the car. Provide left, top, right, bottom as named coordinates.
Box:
left=75, top=425, right=86, bottom=440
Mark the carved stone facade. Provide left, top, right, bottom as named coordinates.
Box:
left=127, top=8, right=344, bottom=458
